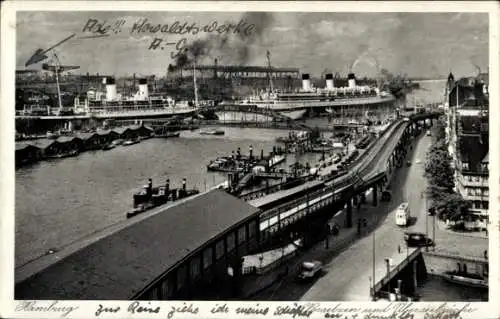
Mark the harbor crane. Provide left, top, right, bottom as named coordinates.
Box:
left=43, top=52, right=80, bottom=114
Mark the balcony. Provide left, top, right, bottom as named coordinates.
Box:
left=457, top=184, right=489, bottom=202
left=457, top=174, right=489, bottom=188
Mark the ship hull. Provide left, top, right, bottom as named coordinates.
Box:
left=248, top=96, right=396, bottom=111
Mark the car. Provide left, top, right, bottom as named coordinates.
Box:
left=415, top=159, right=421, bottom=164
left=404, top=232, right=434, bottom=247
left=297, top=261, right=323, bottom=281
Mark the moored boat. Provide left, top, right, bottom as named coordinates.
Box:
left=126, top=178, right=200, bottom=218
left=101, top=142, right=116, bottom=150
left=156, top=131, right=181, bottom=138
left=46, top=149, right=79, bottom=159
left=200, top=129, right=225, bottom=136
left=442, top=271, right=488, bottom=289
left=123, top=139, right=140, bottom=146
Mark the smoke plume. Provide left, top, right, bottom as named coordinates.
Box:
left=171, top=12, right=274, bottom=69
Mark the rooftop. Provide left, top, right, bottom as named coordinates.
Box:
left=15, top=189, right=260, bottom=300
left=180, top=65, right=299, bottom=73
left=27, top=139, right=58, bottom=149
left=247, top=180, right=324, bottom=209
left=15, top=142, right=38, bottom=151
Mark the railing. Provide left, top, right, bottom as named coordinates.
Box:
left=373, top=248, right=422, bottom=296
left=259, top=119, right=410, bottom=226
left=239, top=176, right=312, bottom=201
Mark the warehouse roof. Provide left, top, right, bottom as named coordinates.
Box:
left=15, top=189, right=260, bottom=300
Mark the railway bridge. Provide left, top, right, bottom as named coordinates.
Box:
left=15, top=112, right=441, bottom=301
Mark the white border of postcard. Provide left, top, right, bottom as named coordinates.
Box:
left=1, top=1, right=499, bottom=319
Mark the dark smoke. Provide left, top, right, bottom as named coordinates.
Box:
left=171, top=12, right=274, bottom=69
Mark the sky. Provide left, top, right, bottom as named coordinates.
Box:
left=16, top=11, right=489, bottom=79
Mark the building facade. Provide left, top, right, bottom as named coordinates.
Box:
left=447, top=72, right=489, bottom=229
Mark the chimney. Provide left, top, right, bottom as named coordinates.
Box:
left=325, top=73, right=334, bottom=90
left=106, top=77, right=117, bottom=101
left=302, top=74, right=311, bottom=91
left=138, top=78, right=149, bottom=100
left=347, top=73, right=356, bottom=89
left=214, top=58, right=218, bottom=79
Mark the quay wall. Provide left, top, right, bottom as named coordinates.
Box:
left=422, top=250, right=488, bottom=278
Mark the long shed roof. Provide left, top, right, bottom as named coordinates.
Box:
left=15, top=189, right=260, bottom=300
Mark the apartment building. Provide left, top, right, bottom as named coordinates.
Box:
left=447, top=72, right=489, bottom=229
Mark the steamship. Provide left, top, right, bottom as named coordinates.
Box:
left=72, top=77, right=198, bottom=119
left=235, top=73, right=397, bottom=120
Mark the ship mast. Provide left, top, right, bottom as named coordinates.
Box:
left=193, top=60, right=199, bottom=107
left=266, top=50, right=274, bottom=93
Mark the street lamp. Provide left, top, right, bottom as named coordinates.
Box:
left=424, top=192, right=429, bottom=252
left=369, top=276, right=373, bottom=300
left=372, top=230, right=376, bottom=299
left=384, top=258, right=391, bottom=299
left=432, top=210, right=436, bottom=251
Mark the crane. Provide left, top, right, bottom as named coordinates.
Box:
left=43, top=52, right=80, bottom=114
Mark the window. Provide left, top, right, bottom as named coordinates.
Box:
left=167, top=276, right=175, bottom=297
left=467, top=188, right=474, bottom=196
left=177, top=266, right=187, bottom=290
left=238, top=226, right=246, bottom=245
left=215, top=240, right=225, bottom=260
left=161, top=278, right=169, bottom=300
left=483, top=201, right=489, bottom=210
left=483, top=189, right=489, bottom=197
left=462, top=162, right=469, bottom=170
left=227, top=232, right=236, bottom=252
left=190, top=257, right=201, bottom=279
left=203, top=247, right=213, bottom=269
left=248, top=220, right=257, bottom=239
left=475, top=188, right=481, bottom=196
left=143, top=287, right=158, bottom=300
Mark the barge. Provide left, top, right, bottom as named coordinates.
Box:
left=442, top=271, right=488, bottom=289
left=126, top=178, right=199, bottom=218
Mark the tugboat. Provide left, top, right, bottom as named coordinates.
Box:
left=126, top=178, right=200, bottom=218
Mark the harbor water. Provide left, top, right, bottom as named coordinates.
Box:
left=419, top=275, right=488, bottom=301
left=15, top=127, right=319, bottom=268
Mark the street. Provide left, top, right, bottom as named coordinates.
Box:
left=251, top=129, right=487, bottom=301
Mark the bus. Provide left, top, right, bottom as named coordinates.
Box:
left=395, top=202, right=410, bottom=226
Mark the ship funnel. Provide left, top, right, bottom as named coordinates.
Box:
left=302, top=74, right=311, bottom=91
left=325, top=73, right=334, bottom=90
left=106, top=77, right=117, bottom=101
left=138, top=78, right=149, bottom=100
left=347, top=73, right=356, bottom=89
